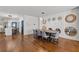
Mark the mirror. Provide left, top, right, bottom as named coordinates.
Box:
left=65, top=27, right=77, bottom=36
left=65, top=14, right=76, bottom=23
left=58, top=16, right=62, bottom=20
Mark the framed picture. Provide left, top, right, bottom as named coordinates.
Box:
left=52, top=17, right=55, bottom=21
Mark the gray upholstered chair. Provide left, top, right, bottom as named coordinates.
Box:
left=33, top=29, right=37, bottom=38
left=42, top=31, right=49, bottom=41
left=50, top=28, right=61, bottom=42
left=50, top=31, right=60, bottom=43
left=37, top=30, right=42, bottom=39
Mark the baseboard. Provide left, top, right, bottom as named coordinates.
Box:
left=60, top=37, right=79, bottom=41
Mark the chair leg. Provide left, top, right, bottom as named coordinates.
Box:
left=33, top=35, right=37, bottom=38
left=51, top=39, right=54, bottom=42
left=39, top=36, right=42, bottom=40
left=56, top=39, right=58, bottom=43
left=54, top=39, right=58, bottom=43
left=41, top=37, right=45, bottom=41
left=37, top=36, right=41, bottom=39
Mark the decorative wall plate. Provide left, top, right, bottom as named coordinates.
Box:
left=58, top=16, right=62, bottom=20
left=52, top=17, right=55, bottom=21
left=48, top=18, right=51, bottom=22
left=65, top=14, right=76, bottom=23
left=65, top=27, right=77, bottom=36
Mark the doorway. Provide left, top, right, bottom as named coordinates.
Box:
left=21, top=20, right=24, bottom=35
left=12, top=22, right=19, bottom=35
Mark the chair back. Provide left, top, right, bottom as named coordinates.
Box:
left=55, top=31, right=60, bottom=39
left=42, top=31, right=47, bottom=37
left=51, top=33, right=56, bottom=37
left=55, top=28, right=61, bottom=33
left=51, top=31, right=60, bottom=39
left=37, top=30, right=42, bottom=36
left=48, top=28, right=53, bottom=31
left=33, top=29, right=37, bottom=35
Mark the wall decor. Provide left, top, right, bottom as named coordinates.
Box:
left=65, top=27, right=77, bottom=36
left=58, top=16, right=62, bottom=20
left=48, top=18, right=51, bottom=22
left=65, top=14, right=76, bottom=23
left=52, top=17, right=55, bottom=21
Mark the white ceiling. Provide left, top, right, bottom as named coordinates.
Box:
left=0, top=6, right=76, bottom=17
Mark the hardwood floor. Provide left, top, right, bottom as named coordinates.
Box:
left=0, top=33, right=79, bottom=52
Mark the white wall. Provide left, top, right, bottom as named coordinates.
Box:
left=4, top=19, right=19, bottom=36
left=23, top=15, right=38, bottom=35
left=40, top=9, right=79, bottom=41
left=0, top=12, right=39, bottom=35
left=0, top=12, right=23, bottom=35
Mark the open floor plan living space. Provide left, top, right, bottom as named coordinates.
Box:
left=0, top=6, right=79, bottom=52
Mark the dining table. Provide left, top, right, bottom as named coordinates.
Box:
left=39, top=29, right=57, bottom=38
left=39, top=29, right=57, bottom=34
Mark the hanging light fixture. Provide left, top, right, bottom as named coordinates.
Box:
left=40, top=11, right=47, bottom=31
left=41, top=11, right=46, bottom=24
left=6, top=9, right=13, bottom=19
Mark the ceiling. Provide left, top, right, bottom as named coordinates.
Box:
left=0, top=6, right=77, bottom=17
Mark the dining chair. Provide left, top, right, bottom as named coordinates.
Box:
left=48, top=28, right=53, bottom=31
left=50, top=32, right=60, bottom=43
left=42, top=31, right=49, bottom=41
left=33, top=29, right=37, bottom=38
left=51, top=28, right=61, bottom=43
left=37, top=30, right=42, bottom=39
left=55, top=28, right=61, bottom=33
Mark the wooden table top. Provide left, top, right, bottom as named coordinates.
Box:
left=38, top=29, right=57, bottom=33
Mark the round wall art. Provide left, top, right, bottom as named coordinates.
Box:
left=48, top=18, right=51, bottom=22
left=65, top=14, right=76, bottom=23
left=65, top=27, right=77, bottom=36
left=58, top=16, right=62, bottom=20
left=52, top=17, right=55, bottom=21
